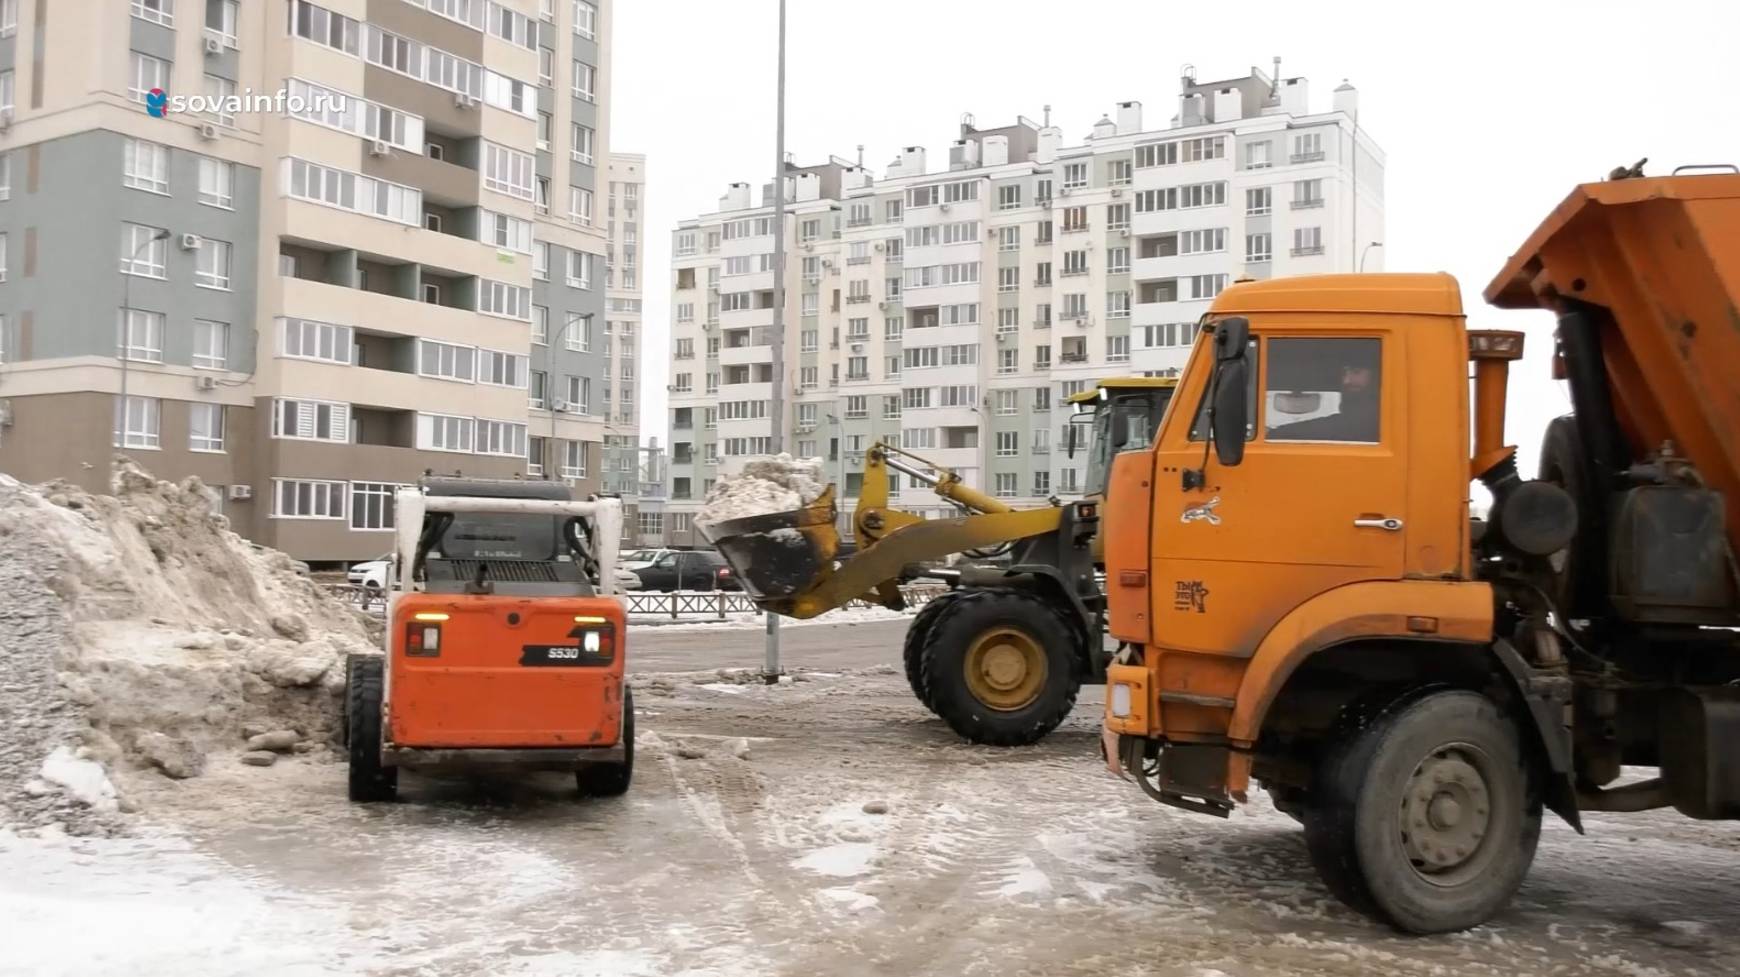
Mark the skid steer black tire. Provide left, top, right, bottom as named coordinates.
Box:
left=346, top=654, right=397, bottom=803
left=578, top=687, right=634, bottom=797
left=918, top=589, right=1081, bottom=746
left=1303, top=689, right=1540, bottom=934
left=902, top=592, right=963, bottom=715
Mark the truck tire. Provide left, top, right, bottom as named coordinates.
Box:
left=578, top=686, right=634, bottom=797
left=902, top=592, right=963, bottom=714
left=1303, top=689, right=1540, bottom=934
left=1538, top=415, right=1599, bottom=618
left=918, top=589, right=1082, bottom=746
left=346, top=654, right=397, bottom=803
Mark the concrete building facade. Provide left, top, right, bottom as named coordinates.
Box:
left=0, top=0, right=617, bottom=563
left=661, top=66, right=1385, bottom=543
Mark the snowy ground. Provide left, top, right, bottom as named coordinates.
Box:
left=6, top=620, right=1740, bottom=977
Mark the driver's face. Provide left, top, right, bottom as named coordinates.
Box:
left=1342, top=365, right=1373, bottom=394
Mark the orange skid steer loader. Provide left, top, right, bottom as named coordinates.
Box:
left=345, top=477, right=632, bottom=802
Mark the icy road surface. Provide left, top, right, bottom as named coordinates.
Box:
left=6, top=619, right=1740, bottom=977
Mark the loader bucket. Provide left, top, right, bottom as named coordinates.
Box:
left=696, top=486, right=841, bottom=604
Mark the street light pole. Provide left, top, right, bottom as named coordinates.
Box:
left=763, top=0, right=788, bottom=685
left=545, top=315, right=589, bottom=479
left=1359, top=241, right=1384, bottom=273
left=117, top=228, right=172, bottom=480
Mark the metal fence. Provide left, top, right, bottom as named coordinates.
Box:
left=326, top=582, right=950, bottom=621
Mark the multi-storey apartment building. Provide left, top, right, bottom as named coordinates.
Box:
left=0, top=0, right=615, bottom=563
left=662, top=66, right=1383, bottom=543
left=599, top=151, right=645, bottom=525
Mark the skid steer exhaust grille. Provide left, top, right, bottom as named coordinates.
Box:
left=443, top=559, right=563, bottom=583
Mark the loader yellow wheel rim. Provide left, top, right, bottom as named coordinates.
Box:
left=964, top=627, right=1047, bottom=712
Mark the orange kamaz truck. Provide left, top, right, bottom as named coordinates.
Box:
left=1099, top=164, right=1740, bottom=933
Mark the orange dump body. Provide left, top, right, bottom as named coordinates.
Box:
left=1485, top=172, right=1740, bottom=554
left=388, top=593, right=627, bottom=749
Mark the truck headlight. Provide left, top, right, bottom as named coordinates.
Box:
left=1110, top=683, right=1132, bottom=718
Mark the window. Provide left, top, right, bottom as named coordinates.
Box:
left=901, top=428, right=936, bottom=450
left=1107, top=291, right=1131, bottom=318
left=1135, top=142, right=1177, bottom=169
left=1033, top=470, right=1051, bottom=495
left=572, top=60, right=596, bottom=100
left=273, top=398, right=349, bottom=442
left=571, top=123, right=594, bottom=164
left=481, top=211, right=534, bottom=253
left=1034, top=387, right=1051, bottom=411
left=998, top=349, right=1018, bottom=375
left=131, top=0, right=173, bottom=27
left=800, top=219, right=820, bottom=242
left=282, top=318, right=353, bottom=364
left=1292, top=227, right=1324, bottom=256
left=998, top=267, right=1020, bottom=293
left=123, top=139, right=170, bottom=194
left=193, top=319, right=228, bottom=369
left=109, top=395, right=161, bottom=449
left=845, top=396, right=868, bottom=419
left=528, top=369, right=548, bottom=409
left=903, top=387, right=932, bottom=409
left=883, top=396, right=902, bottom=420
left=1062, top=162, right=1088, bottom=190
left=284, top=158, right=421, bottom=224
left=1180, top=228, right=1227, bottom=255
left=1062, top=206, right=1088, bottom=232
left=567, top=251, right=593, bottom=289
left=350, top=483, right=400, bottom=531
left=1188, top=274, right=1228, bottom=300
left=537, top=47, right=555, bottom=88
left=1181, top=136, right=1225, bottom=162
left=484, top=143, right=535, bottom=200
left=1294, top=178, right=1325, bottom=208
left=198, top=157, right=234, bottom=208
left=536, top=177, right=550, bottom=214
left=194, top=238, right=232, bottom=290
left=188, top=404, right=225, bottom=452
left=289, top=1, right=361, bottom=55
left=995, top=431, right=1019, bottom=457
left=562, top=440, right=588, bottom=478
left=573, top=0, right=596, bottom=38
left=885, top=198, right=904, bottom=223
left=0, top=0, right=16, bottom=37
left=570, top=186, right=593, bottom=225
left=479, top=349, right=528, bottom=388
left=120, top=224, right=168, bottom=278
left=1107, top=204, right=1131, bottom=230
left=1108, top=159, right=1132, bottom=186
left=203, top=74, right=237, bottom=126
left=1263, top=337, right=1380, bottom=443
left=419, top=413, right=475, bottom=453
left=1293, top=132, right=1325, bottom=163
left=1107, top=247, right=1130, bottom=274
left=997, top=226, right=1021, bottom=252
left=1246, top=187, right=1272, bottom=216
left=1244, top=141, right=1271, bottom=170
left=0, top=153, right=9, bottom=200
left=1035, top=345, right=1051, bottom=369
left=1246, top=233, right=1272, bottom=263
left=566, top=312, right=593, bottom=351
left=1033, top=427, right=1051, bottom=454
left=116, top=309, right=165, bottom=362
left=418, top=340, right=476, bottom=383
left=476, top=419, right=529, bottom=458
left=800, top=366, right=818, bottom=390
left=272, top=479, right=346, bottom=520
left=1107, top=336, right=1130, bottom=363
left=1035, top=262, right=1052, bottom=287
left=1062, top=251, right=1088, bottom=276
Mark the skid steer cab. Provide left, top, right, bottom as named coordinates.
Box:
left=346, top=477, right=632, bottom=803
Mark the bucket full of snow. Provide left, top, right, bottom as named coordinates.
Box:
left=698, top=486, right=840, bottom=604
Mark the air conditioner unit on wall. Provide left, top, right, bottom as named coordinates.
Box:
left=227, top=484, right=253, bottom=501
left=195, top=375, right=219, bottom=391
left=203, top=35, right=225, bottom=56
left=197, top=122, right=219, bottom=141
left=454, top=91, right=479, bottom=109
left=179, top=232, right=203, bottom=251
left=368, top=139, right=391, bottom=157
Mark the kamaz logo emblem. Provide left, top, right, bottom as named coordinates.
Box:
left=1181, top=497, right=1222, bottom=526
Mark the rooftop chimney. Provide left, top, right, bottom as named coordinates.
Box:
left=1091, top=115, right=1116, bottom=140
left=1212, top=87, right=1243, bottom=123
left=1333, top=79, right=1359, bottom=118
left=721, top=182, right=751, bottom=211
left=1035, top=126, right=1062, bottom=164
left=1116, top=100, right=1143, bottom=134
left=1279, top=77, right=1309, bottom=116
left=981, top=135, right=1009, bottom=167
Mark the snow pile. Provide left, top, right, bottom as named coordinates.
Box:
left=696, top=454, right=827, bottom=526
left=0, top=459, right=379, bottom=834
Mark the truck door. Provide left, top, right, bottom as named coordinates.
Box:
left=1150, top=330, right=1409, bottom=656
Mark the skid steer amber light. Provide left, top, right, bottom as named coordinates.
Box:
left=1111, top=683, right=1133, bottom=718
left=413, top=612, right=450, bottom=622
left=573, top=615, right=608, bottom=624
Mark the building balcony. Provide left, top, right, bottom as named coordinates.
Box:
left=1291, top=198, right=1326, bottom=210
left=1291, top=151, right=1327, bottom=164
left=1291, top=246, right=1326, bottom=257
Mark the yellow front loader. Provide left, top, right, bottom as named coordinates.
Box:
left=699, top=378, right=1175, bottom=745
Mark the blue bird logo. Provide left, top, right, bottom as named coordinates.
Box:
left=145, top=88, right=168, bottom=118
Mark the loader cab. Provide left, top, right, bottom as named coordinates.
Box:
left=1067, top=377, right=1179, bottom=498
left=412, top=477, right=601, bottom=597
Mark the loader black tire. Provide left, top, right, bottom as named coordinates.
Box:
left=345, top=654, right=397, bottom=803
left=1303, top=689, right=1541, bottom=934
left=918, top=589, right=1081, bottom=746
left=902, top=592, right=964, bottom=715
left=577, top=687, right=634, bottom=797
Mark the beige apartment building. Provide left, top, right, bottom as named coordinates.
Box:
left=0, top=0, right=619, bottom=563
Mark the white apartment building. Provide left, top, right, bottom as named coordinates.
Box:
left=601, top=152, right=647, bottom=529
left=661, top=66, right=1383, bottom=544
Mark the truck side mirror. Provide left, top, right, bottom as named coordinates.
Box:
left=1210, top=317, right=1251, bottom=466
left=1065, top=423, right=1078, bottom=459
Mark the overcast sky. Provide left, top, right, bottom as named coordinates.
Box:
left=612, top=0, right=1737, bottom=474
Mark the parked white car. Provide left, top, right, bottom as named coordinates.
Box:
left=346, top=554, right=394, bottom=593
left=614, top=567, right=644, bottom=591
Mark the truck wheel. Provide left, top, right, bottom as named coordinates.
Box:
left=919, top=590, right=1082, bottom=746
left=902, top=592, right=962, bottom=714
left=1539, top=415, right=1599, bottom=618
left=346, top=654, right=397, bottom=803
left=578, top=687, right=634, bottom=797
left=1303, top=689, right=1540, bottom=934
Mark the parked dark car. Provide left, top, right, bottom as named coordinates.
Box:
left=632, top=550, right=740, bottom=592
